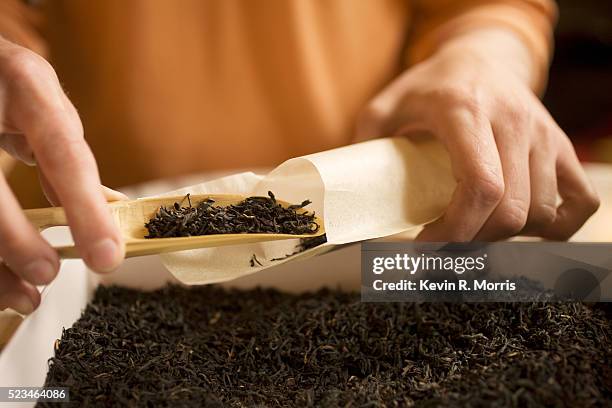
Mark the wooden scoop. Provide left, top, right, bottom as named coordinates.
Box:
left=24, top=194, right=325, bottom=259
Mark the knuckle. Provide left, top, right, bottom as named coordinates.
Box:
left=501, top=104, right=532, bottom=137
left=468, top=172, right=505, bottom=207
left=582, top=190, right=600, bottom=215
left=535, top=116, right=554, bottom=134
left=39, top=135, right=93, bottom=172
left=537, top=128, right=556, bottom=151
left=538, top=119, right=568, bottom=149
left=1, top=47, right=52, bottom=84
left=527, top=203, right=557, bottom=229
left=503, top=99, right=530, bottom=122
left=435, top=86, right=483, bottom=114
left=495, top=202, right=529, bottom=235
left=556, top=131, right=577, bottom=155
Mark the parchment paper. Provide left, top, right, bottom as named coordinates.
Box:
left=152, top=137, right=456, bottom=284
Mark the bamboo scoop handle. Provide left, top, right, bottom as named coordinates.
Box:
left=22, top=206, right=82, bottom=258
left=23, top=207, right=69, bottom=231
left=23, top=196, right=325, bottom=259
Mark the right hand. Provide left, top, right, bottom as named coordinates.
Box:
left=355, top=32, right=599, bottom=242
left=0, top=37, right=125, bottom=314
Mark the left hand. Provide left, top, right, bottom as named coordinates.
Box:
left=355, top=37, right=599, bottom=241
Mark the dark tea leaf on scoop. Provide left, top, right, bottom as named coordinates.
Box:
left=144, top=191, right=319, bottom=238
left=270, top=234, right=329, bottom=262
left=249, top=253, right=263, bottom=267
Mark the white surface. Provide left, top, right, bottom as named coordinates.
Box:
left=0, top=260, right=93, bottom=407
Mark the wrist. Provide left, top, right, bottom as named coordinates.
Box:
left=431, top=28, right=538, bottom=92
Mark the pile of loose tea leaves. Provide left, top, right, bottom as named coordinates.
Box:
left=40, top=285, right=611, bottom=407
left=145, top=191, right=319, bottom=238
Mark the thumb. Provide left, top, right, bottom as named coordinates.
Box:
left=102, top=185, right=129, bottom=202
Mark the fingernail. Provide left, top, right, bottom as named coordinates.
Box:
left=87, top=238, right=123, bottom=272
left=12, top=295, right=35, bottom=315
left=23, top=259, right=56, bottom=284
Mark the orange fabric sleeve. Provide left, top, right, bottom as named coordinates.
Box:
left=0, top=0, right=46, bottom=56
left=407, top=0, right=558, bottom=91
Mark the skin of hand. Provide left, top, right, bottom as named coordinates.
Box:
left=0, top=37, right=126, bottom=314
left=355, top=28, right=599, bottom=242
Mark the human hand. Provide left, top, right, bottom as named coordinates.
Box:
left=355, top=32, right=599, bottom=242
left=0, top=37, right=126, bottom=314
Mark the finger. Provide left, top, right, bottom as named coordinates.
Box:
left=417, top=110, right=504, bottom=242
left=0, top=133, right=35, bottom=165
left=475, top=126, right=530, bottom=241
left=0, top=174, right=60, bottom=285
left=0, top=263, right=40, bottom=314
left=540, top=139, right=599, bottom=240
left=520, top=143, right=558, bottom=235
left=39, top=167, right=127, bottom=207
left=9, top=63, right=124, bottom=272
left=38, top=166, right=60, bottom=206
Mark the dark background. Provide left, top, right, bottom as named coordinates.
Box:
left=543, top=0, right=612, bottom=161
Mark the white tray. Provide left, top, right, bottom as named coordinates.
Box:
left=2, top=162, right=611, bottom=407
left=0, top=225, right=360, bottom=407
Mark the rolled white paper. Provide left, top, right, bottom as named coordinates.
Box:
left=150, top=137, right=456, bottom=284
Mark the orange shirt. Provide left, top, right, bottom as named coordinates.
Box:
left=0, top=0, right=556, bottom=207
